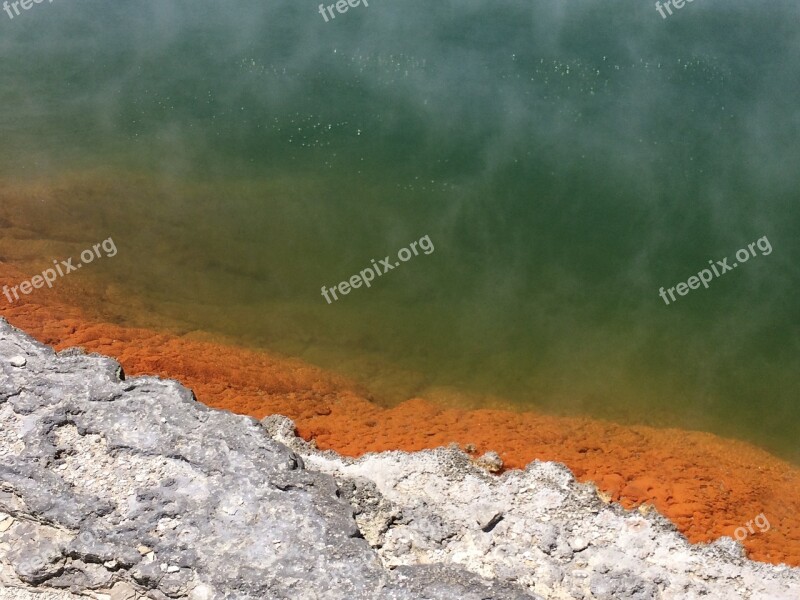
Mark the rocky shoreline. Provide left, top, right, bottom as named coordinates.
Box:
left=1, top=317, right=799, bottom=600
left=2, top=250, right=799, bottom=567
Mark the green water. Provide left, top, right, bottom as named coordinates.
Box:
left=0, top=1, right=798, bottom=461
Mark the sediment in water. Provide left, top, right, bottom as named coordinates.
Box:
left=0, top=260, right=799, bottom=567
left=2, top=314, right=800, bottom=599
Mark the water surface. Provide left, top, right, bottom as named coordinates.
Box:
left=0, top=0, right=798, bottom=461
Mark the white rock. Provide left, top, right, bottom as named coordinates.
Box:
left=190, top=584, right=213, bottom=600
left=474, top=451, right=504, bottom=473
left=9, top=355, right=26, bottom=367
left=570, top=537, right=589, bottom=552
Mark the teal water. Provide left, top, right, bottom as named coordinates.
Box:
left=0, top=1, right=798, bottom=461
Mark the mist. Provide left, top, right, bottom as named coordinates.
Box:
left=0, top=0, right=798, bottom=460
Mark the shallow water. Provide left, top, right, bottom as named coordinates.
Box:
left=0, top=1, right=798, bottom=461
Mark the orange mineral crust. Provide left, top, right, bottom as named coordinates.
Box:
left=0, top=262, right=798, bottom=567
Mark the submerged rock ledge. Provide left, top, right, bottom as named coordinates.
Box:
left=0, top=318, right=797, bottom=600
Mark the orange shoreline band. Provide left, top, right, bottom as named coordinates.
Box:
left=1, top=261, right=798, bottom=567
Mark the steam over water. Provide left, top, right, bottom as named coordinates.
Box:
left=1, top=1, right=798, bottom=461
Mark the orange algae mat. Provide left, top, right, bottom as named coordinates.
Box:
left=0, top=262, right=798, bottom=567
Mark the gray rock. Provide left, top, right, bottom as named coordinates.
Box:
left=7, top=535, right=65, bottom=585
left=0, top=318, right=534, bottom=600
left=272, top=416, right=800, bottom=600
